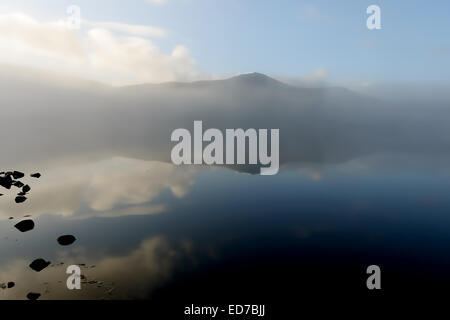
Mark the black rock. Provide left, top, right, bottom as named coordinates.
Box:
left=22, top=185, right=31, bottom=193
left=7, top=282, right=14, bottom=288
left=0, top=175, right=13, bottom=189
left=26, top=292, right=41, bottom=300
left=8, top=217, right=13, bottom=220
left=13, top=181, right=24, bottom=188
left=12, top=171, right=25, bottom=179
left=57, top=235, right=77, bottom=246
left=30, top=173, right=41, bottom=178
left=29, top=259, right=51, bottom=272
left=15, top=195, right=27, bottom=203
left=14, top=219, right=35, bottom=232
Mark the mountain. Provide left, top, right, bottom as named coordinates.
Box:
left=1, top=65, right=450, bottom=171
left=218, top=72, right=285, bottom=87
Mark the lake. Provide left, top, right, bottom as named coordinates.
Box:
left=1, top=154, right=450, bottom=301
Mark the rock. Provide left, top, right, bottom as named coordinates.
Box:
left=22, top=185, right=31, bottom=193
left=13, top=181, right=24, bottom=188
left=7, top=282, right=14, bottom=288
left=57, top=235, right=76, bottom=246
left=0, top=175, right=13, bottom=189
left=26, top=292, right=41, bottom=300
left=15, top=195, right=27, bottom=203
left=14, top=219, right=35, bottom=232
left=12, top=171, right=25, bottom=179
left=30, top=173, right=41, bottom=178
left=29, top=258, right=51, bottom=272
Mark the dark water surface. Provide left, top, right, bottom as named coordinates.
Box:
left=1, top=155, right=450, bottom=300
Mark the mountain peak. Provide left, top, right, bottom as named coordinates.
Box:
left=229, top=72, right=283, bottom=86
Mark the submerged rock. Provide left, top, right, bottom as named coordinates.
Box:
left=14, top=219, right=35, bottom=232
left=26, top=292, right=41, bottom=300
left=29, top=259, right=51, bottom=272
left=7, top=282, right=15, bottom=288
left=57, top=235, right=76, bottom=246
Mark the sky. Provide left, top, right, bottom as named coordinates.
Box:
left=0, top=0, right=448, bottom=86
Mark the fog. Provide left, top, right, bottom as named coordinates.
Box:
left=2, top=65, right=450, bottom=171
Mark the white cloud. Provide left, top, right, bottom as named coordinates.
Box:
left=0, top=12, right=84, bottom=60
left=0, top=12, right=202, bottom=85
left=84, top=20, right=167, bottom=37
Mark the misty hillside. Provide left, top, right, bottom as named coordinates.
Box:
left=121, top=71, right=369, bottom=107
left=1, top=65, right=450, bottom=170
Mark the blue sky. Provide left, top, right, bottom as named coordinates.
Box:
left=1, top=0, right=449, bottom=85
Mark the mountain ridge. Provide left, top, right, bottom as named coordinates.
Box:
left=0, top=64, right=357, bottom=97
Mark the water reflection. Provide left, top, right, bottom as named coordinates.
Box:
left=0, top=157, right=196, bottom=220
left=2, top=154, right=450, bottom=299
left=0, top=236, right=191, bottom=299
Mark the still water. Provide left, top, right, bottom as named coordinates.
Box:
left=1, top=154, right=450, bottom=300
